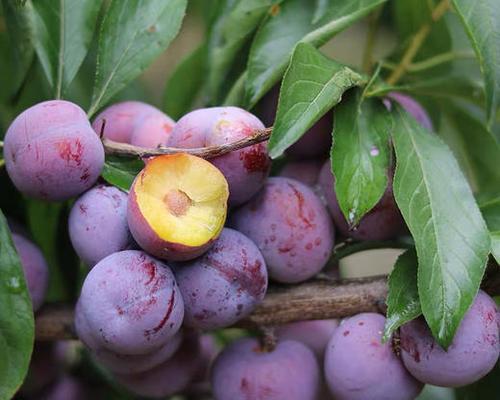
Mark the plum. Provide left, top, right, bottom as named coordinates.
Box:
left=276, top=319, right=338, bottom=360
left=75, top=250, right=184, bottom=355
left=128, top=153, right=229, bottom=261
left=42, top=375, right=88, bottom=400
left=4, top=100, right=104, bottom=200
left=258, top=85, right=332, bottom=159
left=92, top=331, right=183, bottom=375
left=400, top=290, right=499, bottom=387
left=12, top=233, right=49, bottom=312
left=232, top=177, right=334, bottom=283
left=114, top=333, right=203, bottom=398
left=68, top=185, right=133, bottom=267
left=317, top=160, right=404, bottom=241
left=211, top=338, right=320, bottom=400
left=19, top=342, right=61, bottom=395
left=129, top=110, right=175, bottom=148
left=168, top=107, right=271, bottom=206
left=175, top=228, right=268, bottom=330
left=278, top=160, right=323, bottom=187
left=324, top=313, right=423, bottom=400
left=386, top=92, right=433, bottom=131
left=92, top=101, right=166, bottom=143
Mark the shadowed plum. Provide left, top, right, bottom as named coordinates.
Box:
left=318, top=160, right=404, bottom=241
left=69, top=185, right=133, bottom=267
left=211, top=338, right=321, bottom=400
left=4, top=100, right=104, bottom=200
left=276, top=319, right=338, bottom=360
left=114, top=333, right=203, bottom=398
left=92, top=101, right=169, bottom=143
left=175, top=228, right=268, bottom=330
left=130, top=110, right=175, bottom=148
left=42, top=375, right=88, bottom=400
left=75, top=250, right=184, bottom=355
left=278, top=160, right=323, bottom=187
left=128, top=153, right=229, bottom=261
left=12, top=233, right=49, bottom=312
left=386, top=92, right=433, bottom=131
left=232, top=177, right=334, bottom=283
left=92, top=331, right=183, bottom=375
left=258, top=85, right=332, bottom=159
left=400, top=290, right=499, bottom=387
left=168, top=107, right=271, bottom=206
left=324, top=313, right=423, bottom=400
left=19, top=342, right=61, bottom=395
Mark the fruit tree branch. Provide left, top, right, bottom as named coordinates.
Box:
left=102, top=127, right=272, bottom=159
left=386, top=0, right=450, bottom=85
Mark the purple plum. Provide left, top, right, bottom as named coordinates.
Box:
left=92, top=101, right=164, bottom=143
left=4, top=100, right=104, bottom=200
left=232, top=177, right=334, bottom=283
left=387, top=92, right=433, bottom=131
left=211, top=338, right=321, bottom=400
left=68, top=185, right=133, bottom=267
left=42, top=375, right=88, bottom=400
left=400, top=290, right=499, bottom=387
left=114, top=333, right=203, bottom=398
left=318, top=160, right=405, bottom=241
left=276, top=319, right=338, bottom=360
left=129, top=110, right=175, bottom=148
left=324, top=313, right=423, bottom=400
left=278, top=160, right=323, bottom=187
left=12, top=233, right=49, bottom=312
left=175, top=228, right=268, bottom=330
left=75, top=250, right=184, bottom=355
left=168, top=107, right=271, bottom=206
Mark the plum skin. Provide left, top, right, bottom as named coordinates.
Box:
left=232, top=177, right=334, bottom=283
left=168, top=107, right=271, bottom=206
left=278, top=160, right=323, bottom=187
left=114, top=333, right=203, bottom=399
left=175, top=228, right=268, bottom=330
left=12, top=233, right=49, bottom=312
left=276, top=319, right=338, bottom=360
left=68, top=185, right=133, bottom=267
left=129, top=111, right=175, bottom=148
left=324, top=313, right=423, bottom=400
left=92, top=101, right=167, bottom=143
left=4, top=100, right=104, bottom=200
left=211, top=338, right=320, bottom=400
left=318, top=160, right=404, bottom=241
left=75, top=250, right=184, bottom=355
left=91, top=331, right=183, bottom=375
left=387, top=92, right=433, bottom=131
left=400, top=290, right=499, bottom=387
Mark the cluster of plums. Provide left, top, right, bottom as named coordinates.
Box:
left=4, top=89, right=499, bottom=399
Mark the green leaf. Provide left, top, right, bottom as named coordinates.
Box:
left=383, top=248, right=421, bottom=342
left=245, top=0, right=386, bottom=108
left=392, top=106, right=491, bottom=348
left=88, top=0, right=187, bottom=117
left=26, top=199, right=67, bottom=302
left=207, top=0, right=281, bottom=101
left=30, top=0, right=101, bottom=98
left=440, top=102, right=500, bottom=195
left=101, top=156, right=144, bottom=191
left=163, top=43, right=207, bottom=120
left=490, top=232, right=500, bottom=265
left=0, top=209, right=35, bottom=400
left=268, top=42, right=363, bottom=159
left=331, top=92, right=392, bottom=226
left=451, top=0, right=500, bottom=128
left=1, top=0, right=35, bottom=94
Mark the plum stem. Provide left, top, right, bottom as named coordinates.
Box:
left=101, top=127, right=272, bottom=159
left=386, top=0, right=450, bottom=85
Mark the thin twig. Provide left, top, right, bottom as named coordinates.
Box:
left=386, top=0, right=450, bottom=85
left=102, top=127, right=272, bottom=159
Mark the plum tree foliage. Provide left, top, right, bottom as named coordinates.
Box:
left=0, top=0, right=499, bottom=399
